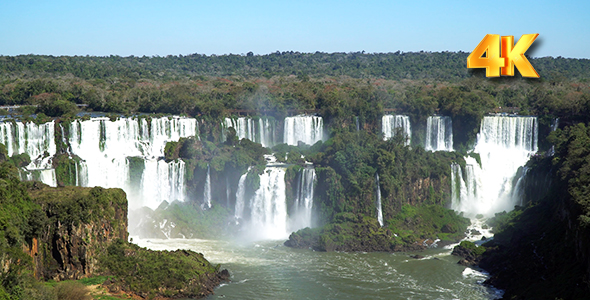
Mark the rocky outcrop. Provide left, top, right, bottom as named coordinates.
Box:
left=451, top=241, right=485, bottom=266
left=26, top=183, right=128, bottom=281
left=285, top=207, right=468, bottom=253
left=100, top=239, right=229, bottom=300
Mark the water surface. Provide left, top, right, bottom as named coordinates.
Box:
left=133, top=238, right=502, bottom=300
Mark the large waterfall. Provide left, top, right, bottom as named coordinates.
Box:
left=284, top=115, right=324, bottom=146
left=224, top=117, right=276, bottom=148
left=425, top=116, right=453, bottom=151
left=0, top=120, right=57, bottom=186
left=249, top=167, right=289, bottom=239
left=68, top=116, right=197, bottom=209
left=233, top=164, right=316, bottom=239
left=452, top=116, right=538, bottom=216
left=382, top=115, right=411, bottom=145
left=291, top=167, right=316, bottom=230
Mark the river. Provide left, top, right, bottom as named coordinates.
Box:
left=132, top=238, right=502, bottom=300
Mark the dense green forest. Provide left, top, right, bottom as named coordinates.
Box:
left=1, top=52, right=589, bottom=81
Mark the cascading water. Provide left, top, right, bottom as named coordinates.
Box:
left=0, top=120, right=57, bottom=186
left=68, top=116, right=197, bottom=209
left=234, top=171, right=249, bottom=221
left=382, top=115, right=411, bottom=145
left=291, top=167, right=316, bottom=230
left=452, top=116, right=538, bottom=217
left=425, top=116, right=453, bottom=151
left=139, top=159, right=186, bottom=209
left=375, top=173, right=384, bottom=227
left=224, top=117, right=276, bottom=148
left=249, top=167, right=288, bottom=239
left=203, top=164, right=212, bottom=209
left=284, top=115, right=324, bottom=146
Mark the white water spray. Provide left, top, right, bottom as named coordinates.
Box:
left=234, top=171, right=249, bottom=221
left=452, top=116, right=538, bottom=216
left=375, top=173, right=384, bottom=227
left=291, top=167, right=316, bottom=230
left=224, top=117, right=276, bottom=148
left=284, top=115, right=324, bottom=146
left=203, top=164, right=212, bottom=209
left=0, top=121, right=57, bottom=186
left=425, top=116, right=453, bottom=151
left=249, top=167, right=289, bottom=239
left=382, top=115, right=411, bottom=145
left=68, top=116, right=197, bottom=209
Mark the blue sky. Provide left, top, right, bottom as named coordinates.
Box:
left=1, top=0, right=588, bottom=58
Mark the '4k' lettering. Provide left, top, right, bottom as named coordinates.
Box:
left=467, top=34, right=540, bottom=78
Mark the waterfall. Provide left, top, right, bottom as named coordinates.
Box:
left=283, top=115, right=324, bottom=146
left=203, top=164, right=212, bottom=209
left=382, top=115, right=411, bottom=145
left=425, top=116, right=453, bottom=151
left=224, top=117, right=276, bottom=148
left=234, top=171, right=249, bottom=221
left=68, top=116, right=197, bottom=209
left=0, top=120, right=57, bottom=186
left=249, top=167, right=288, bottom=239
left=452, top=116, right=538, bottom=216
left=139, top=159, right=186, bottom=209
left=355, top=116, right=360, bottom=131
left=375, top=173, right=384, bottom=227
left=291, top=167, right=316, bottom=230
left=548, top=118, right=559, bottom=156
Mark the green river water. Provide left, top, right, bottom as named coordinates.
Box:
left=133, top=238, right=502, bottom=300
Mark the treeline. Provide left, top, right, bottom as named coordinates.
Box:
left=1, top=52, right=589, bottom=82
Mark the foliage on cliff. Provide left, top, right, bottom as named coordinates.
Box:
left=99, top=239, right=229, bottom=300
left=286, top=204, right=469, bottom=252
left=309, top=130, right=464, bottom=223
left=0, top=163, right=47, bottom=299
left=0, top=153, right=227, bottom=299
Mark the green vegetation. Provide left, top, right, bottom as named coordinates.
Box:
left=309, top=130, right=464, bottom=223
left=387, top=204, right=469, bottom=243
left=456, top=241, right=485, bottom=256
left=99, top=239, right=223, bottom=299
left=286, top=204, right=469, bottom=252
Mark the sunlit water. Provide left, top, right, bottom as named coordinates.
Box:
left=132, top=238, right=502, bottom=300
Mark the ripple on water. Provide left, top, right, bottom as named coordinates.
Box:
left=132, top=238, right=502, bottom=300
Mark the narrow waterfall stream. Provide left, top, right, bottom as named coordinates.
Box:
left=375, top=173, right=384, bottom=227
left=203, top=164, right=212, bottom=209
